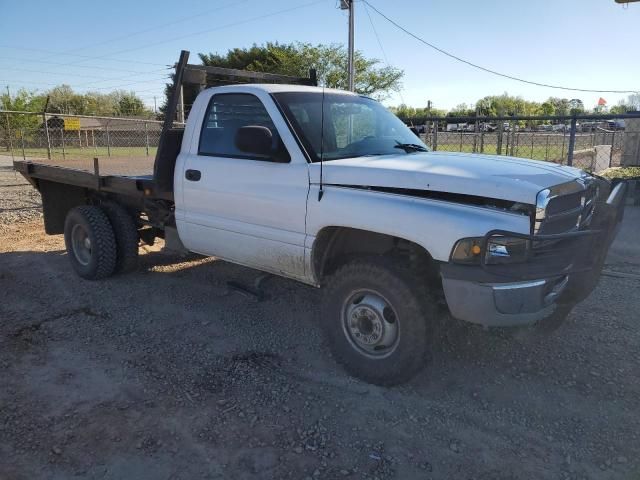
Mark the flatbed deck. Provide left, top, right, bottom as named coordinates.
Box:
left=13, top=159, right=156, bottom=198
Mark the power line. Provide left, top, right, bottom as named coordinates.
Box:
left=0, top=0, right=327, bottom=83
left=363, top=0, right=638, bottom=95
left=65, top=0, right=251, bottom=54
left=1, top=66, right=169, bottom=84
left=362, top=1, right=406, bottom=105
left=0, top=45, right=168, bottom=67
left=0, top=0, right=251, bottom=76
left=65, top=0, right=328, bottom=62
left=0, top=76, right=170, bottom=92
left=0, top=55, right=168, bottom=75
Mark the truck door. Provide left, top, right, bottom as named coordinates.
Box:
left=176, top=91, right=309, bottom=281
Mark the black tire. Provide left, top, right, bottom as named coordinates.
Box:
left=64, top=205, right=117, bottom=280
left=101, top=201, right=139, bottom=273
left=321, top=256, right=432, bottom=386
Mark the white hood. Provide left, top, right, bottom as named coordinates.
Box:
left=311, top=151, right=584, bottom=205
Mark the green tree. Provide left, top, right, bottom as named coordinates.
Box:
left=447, top=103, right=475, bottom=117
left=611, top=93, right=640, bottom=113
left=111, top=91, right=148, bottom=116
left=540, top=101, right=555, bottom=116
left=0, top=89, right=46, bottom=144
left=628, top=93, right=640, bottom=110
left=568, top=98, right=585, bottom=115
left=390, top=104, right=447, bottom=124
left=543, top=97, right=571, bottom=117
left=475, top=93, right=542, bottom=117
left=198, top=42, right=403, bottom=99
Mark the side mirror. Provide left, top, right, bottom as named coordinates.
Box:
left=235, top=125, right=273, bottom=157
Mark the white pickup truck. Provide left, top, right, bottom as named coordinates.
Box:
left=14, top=53, right=627, bottom=385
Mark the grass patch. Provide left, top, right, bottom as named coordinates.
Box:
left=598, top=166, right=640, bottom=180
left=431, top=143, right=566, bottom=162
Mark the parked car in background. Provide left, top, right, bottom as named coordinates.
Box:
left=607, top=119, right=625, bottom=130
left=581, top=122, right=600, bottom=132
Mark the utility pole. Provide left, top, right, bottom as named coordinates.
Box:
left=340, top=0, right=355, bottom=91
left=153, top=96, right=157, bottom=114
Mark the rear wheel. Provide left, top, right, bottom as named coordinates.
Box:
left=101, top=201, right=139, bottom=273
left=321, top=256, right=432, bottom=386
left=64, top=206, right=117, bottom=280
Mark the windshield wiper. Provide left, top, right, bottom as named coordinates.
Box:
left=394, top=142, right=428, bottom=153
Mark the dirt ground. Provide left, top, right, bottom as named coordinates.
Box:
left=1, top=155, right=640, bottom=480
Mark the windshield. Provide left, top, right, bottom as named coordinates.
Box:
left=273, top=91, right=429, bottom=162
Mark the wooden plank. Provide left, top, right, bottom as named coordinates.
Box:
left=184, top=64, right=315, bottom=86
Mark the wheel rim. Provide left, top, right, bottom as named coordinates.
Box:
left=71, top=223, right=92, bottom=266
left=341, top=289, right=400, bottom=358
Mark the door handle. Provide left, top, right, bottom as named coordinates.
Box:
left=185, top=169, right=201, bottom=181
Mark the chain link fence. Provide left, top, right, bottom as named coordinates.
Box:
left=0, top=111, right=162, bottom=177
left=2, top=111, right=639, bottom=176
left=417, top=114, right=638, bottom=172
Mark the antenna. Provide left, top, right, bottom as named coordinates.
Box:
left=318, top=86, right=326, bottom=201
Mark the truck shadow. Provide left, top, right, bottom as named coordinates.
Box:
left=0, top=245, right=570, bottom=386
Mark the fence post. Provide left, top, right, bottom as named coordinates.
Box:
left=106, top=121, right=111, bottom=157
left=433, top=125, right=438, bottom=151
left=144, top=122, right=150, bottom=157
left=561, top=131, right=566, bottom=164
left=497, top=121, right=503, bottom=155
left=505, top=125, right=510, bottom=155
left=20, top=128, right=26, bottom=160
left=459, top=130, right=463, bottom=152
left=61, top=127, right=66, bottom=160
left=609, top=131, right=615, bottom=167
left=5, top=112, right=14, bottom=161
left=545, top=134, right=550, bottom=161
left=530, top=133, right=535, bottom=159
left=42, top=96, right=52, bottom=160
left=43, top=115, right=52, bottom=160
left=480, top=131, right=484, bottom=153
left=567, top=116, right=577, bottom=167
left=511, top=123, right=517, bottom=156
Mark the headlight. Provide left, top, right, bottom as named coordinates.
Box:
left=485, top=236, right=530, bottom=264
left=450, top=238, right=482, bottom=264
left=450, top=236, right=530, bottom=265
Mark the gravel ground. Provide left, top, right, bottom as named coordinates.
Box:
left=1, top=158, right=639, bottom=480
left=0, top=155, right=43, bottom=228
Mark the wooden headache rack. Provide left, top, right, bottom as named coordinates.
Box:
left=162, top=50, right=317, bottom=131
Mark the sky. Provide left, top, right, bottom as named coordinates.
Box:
left=0, top=0, right=638, bottom=111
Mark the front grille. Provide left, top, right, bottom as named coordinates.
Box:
left=535, top=178, right=598, bottom=235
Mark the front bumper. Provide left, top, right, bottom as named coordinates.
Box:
left=441, top=181, right=627, bottom=328
left=442, top=275, right=568, bottom=327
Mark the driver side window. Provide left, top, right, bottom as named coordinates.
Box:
left=199, top=93, right=290, bottom=162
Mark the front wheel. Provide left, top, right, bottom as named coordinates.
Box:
left=321, top=257, right=432, bottom=386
